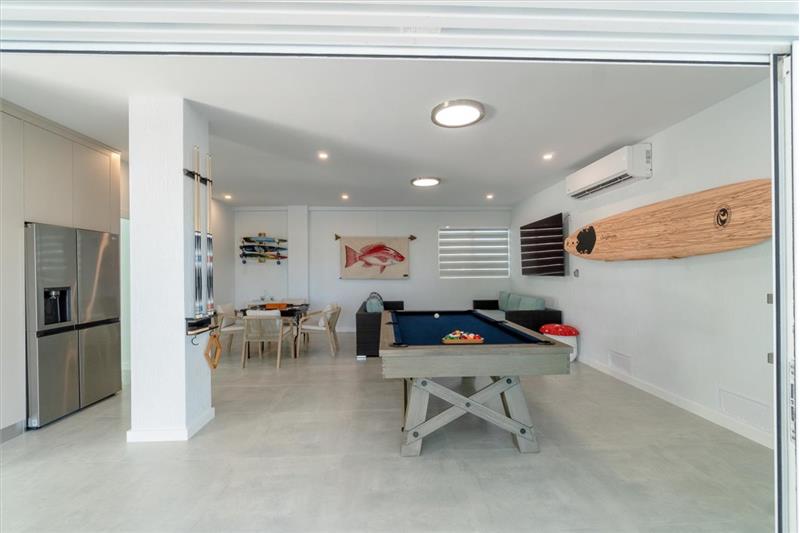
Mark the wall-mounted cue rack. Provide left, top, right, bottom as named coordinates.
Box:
left=520, top=213, right=566, bottom=276
left=185, top=146, right=216, bottom=336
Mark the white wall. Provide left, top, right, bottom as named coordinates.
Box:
left=211, top=199, right=235, bottom=308
left=233, top=208, right=288, bottom=308
left=510, top=80, right=773, bottom=446
left=309, top=208, right=512, bottom=331
left=287, top=205, right=309, bottom=302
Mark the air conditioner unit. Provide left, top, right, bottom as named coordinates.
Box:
left=566, top=144, right=652, bottom=199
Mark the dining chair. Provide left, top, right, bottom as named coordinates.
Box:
left=242, top=309, right=293, bottom=368
left=216, top=303, right=244, bottom=354
left=296, top=304, right=342, bottom=358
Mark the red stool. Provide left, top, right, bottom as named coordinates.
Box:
left=539, top=324, right=579, bottom=362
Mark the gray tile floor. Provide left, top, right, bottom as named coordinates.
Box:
left=1, top=333, right=773, bottom=532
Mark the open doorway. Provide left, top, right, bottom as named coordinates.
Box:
left=0, top=53, right=783, bottom=531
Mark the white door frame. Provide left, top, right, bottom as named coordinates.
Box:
left=773, top=48, right=796, bottom=533
left=1, top=1, right=796, bottom=527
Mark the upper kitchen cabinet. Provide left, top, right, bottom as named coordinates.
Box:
left=73, top=143, right=111, bottom=232
left=23, top=123, right=74, bottom=227
left=5, top=100, right=122, bottom=234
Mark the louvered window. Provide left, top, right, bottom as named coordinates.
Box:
left=438, top=228, right=510, bottom=279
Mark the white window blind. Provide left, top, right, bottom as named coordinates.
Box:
left=438, top=228, right=510, bottom=279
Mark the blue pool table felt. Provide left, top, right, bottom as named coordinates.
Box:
left=391, top=310, right=545, bottom=346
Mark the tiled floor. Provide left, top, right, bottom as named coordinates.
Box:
left=1, top=333, right=773, bottom=532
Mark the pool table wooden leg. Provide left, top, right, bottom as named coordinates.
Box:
left=402, top=378, right=409, bottom=429
left=401, top=379, right=430, bottom=457
left=502, top=379, right=539, bottom=453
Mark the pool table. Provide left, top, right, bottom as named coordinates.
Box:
left=380, top=310, right=572, bottom=456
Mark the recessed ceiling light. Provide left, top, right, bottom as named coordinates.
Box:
left=341, top=193, right=349, bottom=200
left=317, top=151, right=329, bottom=160
left=542, top=152, right=554, bottom=161
left=411, top=177, right=441, bottom=188
left=223, top=194, right=232, bottom=200
left=485, top=194, right=494, bottom=200
left=431, top=99, right=485, bottom=128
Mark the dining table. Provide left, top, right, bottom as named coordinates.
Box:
left=239, top=301, right=310, bottom=359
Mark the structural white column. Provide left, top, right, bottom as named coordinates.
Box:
left=126, top=96, right=214, bottom=442
left=287, top=205, right=309, bottom=302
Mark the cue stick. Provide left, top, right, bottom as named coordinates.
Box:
left=193, top=146, right=203, bottom=318
left=205, top=154, right=215, bottom=316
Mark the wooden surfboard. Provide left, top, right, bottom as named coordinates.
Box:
left=564, top=179, right=771, bottom=261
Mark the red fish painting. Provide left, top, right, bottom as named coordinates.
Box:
left=345, top=243, right=406, bottom=274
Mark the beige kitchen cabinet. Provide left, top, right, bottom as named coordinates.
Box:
left=23, top=122, right=74, bottom=227
left=0, top=112, right=27, bottom=431
left=73, top=142, right=111, bottom=232
left=108, top=154, right=121, bottom=234
left=5, top=100, right=121, bottom=234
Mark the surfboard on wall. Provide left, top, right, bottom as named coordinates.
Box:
left=564, top=179, right=772, bottom=261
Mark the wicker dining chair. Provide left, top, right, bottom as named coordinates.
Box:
left=242, top=309, right=293, bottom=368
left=296, top=304, right=342, bottom=357
left=217, top=303, right=244, bottom=354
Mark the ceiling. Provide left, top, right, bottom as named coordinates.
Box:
left=0, top=53, right=767, bottom=206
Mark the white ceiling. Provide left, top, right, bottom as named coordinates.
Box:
left=0, top=53, right=767, bottom=206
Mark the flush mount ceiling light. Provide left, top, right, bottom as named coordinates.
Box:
left=317, top=151, right=329, bottom=160
left=411, top=177, right=441, bottom=188
left=431, top=99, right=485, bottom=128
left=223, top=194, right=232, bottom=200
left=542, top=152, right=555, bottom=161
left=341, top=193, right=349, bottom=200
left=485, top=193, right=494, bottom=200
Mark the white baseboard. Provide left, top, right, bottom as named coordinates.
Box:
left=579, top=357, right=774, bottom=449
left=126, top=407, right=215, bottom=443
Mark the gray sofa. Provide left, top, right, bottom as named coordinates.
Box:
left=355, top=298, right=404, bottom=357
left=473, top=291, right=561, bottom=333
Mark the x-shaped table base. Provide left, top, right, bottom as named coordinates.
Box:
left=401, top=376, right=538, bottom=457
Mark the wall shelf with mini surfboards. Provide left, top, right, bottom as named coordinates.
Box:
left=564, top=179, right=772, bottom=261
left=239, top=233, right=288, bottom=264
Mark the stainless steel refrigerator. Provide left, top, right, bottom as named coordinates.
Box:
left=25, top=223, right=121, bottom=428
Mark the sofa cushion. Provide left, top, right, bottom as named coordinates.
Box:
left=517, top=295, right=546, bottom=311
left=506, top=293, right=522, bottom=310
left=475, top=309, right=506, bottom=322
left=498, top=291, right=510, bottom=311
left=365, top=294, right=384, bottom=313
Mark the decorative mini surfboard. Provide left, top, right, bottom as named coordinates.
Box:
left=564, top=179, right=771, bottom=261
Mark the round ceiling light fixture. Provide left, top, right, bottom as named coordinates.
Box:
left=431, top=99, right=485, bottom=128
left=411, top=177, right=441, bottom=188
left=223, top=194, right=232, bottom=200
left=340, top=193, right=349, bottom=200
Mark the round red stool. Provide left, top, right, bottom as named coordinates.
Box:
left=539, top=324, right=580, bottom=362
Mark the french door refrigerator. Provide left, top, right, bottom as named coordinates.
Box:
left=25, top=223, right=121, bottom=428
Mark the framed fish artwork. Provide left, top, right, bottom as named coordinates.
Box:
left=339, top=236, right=410, bottom=279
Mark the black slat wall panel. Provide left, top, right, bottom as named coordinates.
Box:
left=520, top=213, right=565, bottom=276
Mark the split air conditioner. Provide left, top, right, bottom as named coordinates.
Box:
left=566, top=144, right=652, bottom=199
